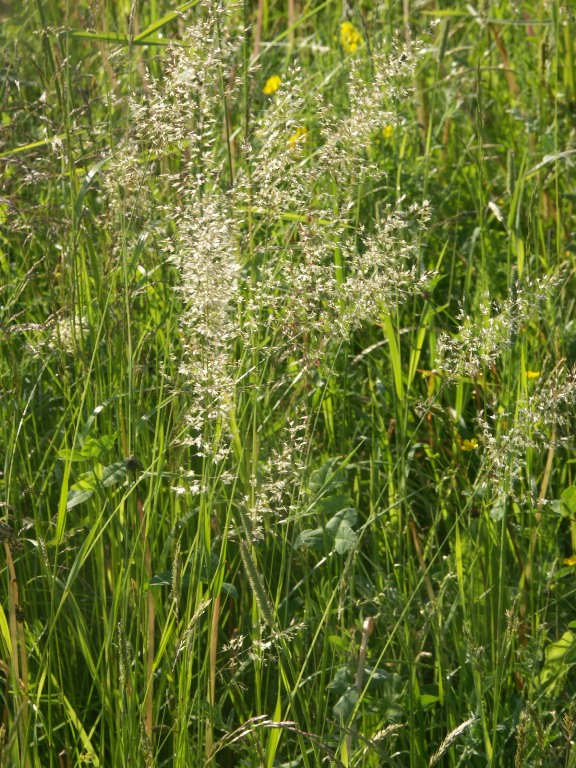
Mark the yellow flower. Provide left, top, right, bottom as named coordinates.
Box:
left=340, top=21, right=361, bottom=54
left=526, top=370, right=540, bottom=379
left=263, top=75, right=281, bottom=95
left=287, top=126, right=307, bottom=147
left=382, top=124, right=394, bottom=139
left=461, top=438, right=478, bottom=452
left=563, top=555, right=576, bottom=566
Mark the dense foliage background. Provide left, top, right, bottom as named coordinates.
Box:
left=1, top=1, right=576, bottom=766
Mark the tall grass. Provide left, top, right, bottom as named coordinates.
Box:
left=1, top=1, right=576, bottom=766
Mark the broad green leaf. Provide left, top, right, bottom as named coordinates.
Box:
left=65, top=461, right=127, bottom=510
left=333, top=520, right=357, bottom=554
left=220, top=582, right=238, bottom=599
left=538, top=631, right=576, bottom=694
left=307, top=457, right=343, bottom=494
left=364, top=666, right=392, bottom=689
left=294, top=527, right=324, bottom=551
left=100, top=461, right=128, bottom=488
left=315, top=495, right=355, bottom=517
left=58, top=448, right=88, bottom=462
left=327, top=667, right=351, bottom=695
left=561, top=486, right=576, bottom=516
left=66, top=488, right=96, bottom=510
left=328, top=635, right=349, bottom=651
left=70, top=470, right=100, bottom=490
left=296, top=507, right=358, bottom=554
left=81, top=433, right=118, bottom=459
left=326, top=508, right=358, bottom=553
left=420, top=694, right=441, bottom=710
left=150, top=571, right=176, bottom=586
left=333, top=685, right=359, bottom=721
left=325, top=507, right=357, bottom=533
left=66, top=470, right=99, bottom=509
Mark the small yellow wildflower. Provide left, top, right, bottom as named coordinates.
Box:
left=526, top=370, right=540, bottom=379
left=340, top=21, right=361, bottom=54
left=563, top=555, right=576, bottom=566
left=461, top=438, right=478, bottom=452
left=263, top=75, right=282, bottom=95
left=382, top=125, right=394, bottom=139
left=287, top=126, right=307, bottom=148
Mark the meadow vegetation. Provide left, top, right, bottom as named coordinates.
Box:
left=1, top=0, right=576, bottom=765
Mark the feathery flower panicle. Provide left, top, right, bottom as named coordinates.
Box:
left=169, top=181, right=241, bottom=452
left=242, top=414, right=310, bottom=537
left=100, top=137, right=157, bottom=234
left=108, top=6, right=243, bottom=458
left=242, top=202, right=432, bottom=381
left=113, top=6, right=434, bottom=514
left=477, top=364, right=576, bottom=492
left=237, top=67, right=310, bottom=214
left=339, top=201, right=432, bottom=332
left=436, top=273, right=563, bottom=379
left=316, top=46, right=415, bottom=188
left=129, top=12, right=238, bottom=161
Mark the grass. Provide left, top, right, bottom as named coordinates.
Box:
left=1, top=0, right=576, bottom=766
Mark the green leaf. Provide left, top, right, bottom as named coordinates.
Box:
left=81, top=434, right=118, bottom=460
left=328, top=635, right=349, bottom=651
left=58, top=448, right=88, bottom=462
left=333, top=685, right=359, bottom=721
left=100, top=461, right=128, bottom=488
left=420, top=694, right=441, bottom=710
left=150, top=571, right=172, bottom=586
left=364, top=666, right=392, bottom=689
left=307, top=458, right=343, bottom=494
left=561, top=486, right=576, bottom=516
left=327, top=667, right=351, bottom=695
left=220, top=582, right=238, bottom=599
left=294, top=527, right=324, bottom=551
left=538, top=631, right=576, bottom=694
left=326, top=508, right=358, bottom=554
left=70, top=470, right=100, bottom=491
left=315, top=495, right=355, bottom=516
left=333, top=521, right=357, bottom=554
left=295, top=508, right=358, bottom=554
left=325, top=507, right=357, bottom=533
left=66, top=488, right=96, bottom=510
left=65, top=462, right=127, bottom=510
left=66, top=469, right=100, bottom=510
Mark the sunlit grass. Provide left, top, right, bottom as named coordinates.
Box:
left=1, top=1, right=576, bottom=767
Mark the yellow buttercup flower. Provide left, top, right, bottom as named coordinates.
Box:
left=461, top=438, right=478, bottom=452
left=340, top=21, right=361, bottom=54
left=526, top=370, right=540, bottom=379
left=263, top=75, right=281, bottom=95
left=382, top=124, right=393, bottom=139
left=287, top=126, right=307, bottom=147
left=563, top=555, right=576, bottom=566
